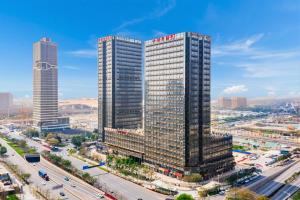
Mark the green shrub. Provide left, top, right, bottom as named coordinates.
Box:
left=183, top=173, right=203, bottom=182
left=176, top=193, right=194, bottom=200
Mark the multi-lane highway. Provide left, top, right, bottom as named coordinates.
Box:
left=247, top=159, right=300, bottom=199
left=0, top=136, right=106, bottom=200
left=271, top=176, right=300, bottom=200
left=6, top=130, right=167, bottom=200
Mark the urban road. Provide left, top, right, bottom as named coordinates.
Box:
left=271, top=175, right=300, bottom=200
left=233, top=133, right=300, bottom=146
left=8, top=131, right=166, bottom=200
left=0, top=137, right=106, bottom=200
left=247, top=159, right=300, bottom=199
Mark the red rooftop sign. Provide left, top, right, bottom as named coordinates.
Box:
left=118, top=130, right=128, bottom=135
left=152, top=34, right=176, bottom=43
left=99, top=36, right=113, bottom=42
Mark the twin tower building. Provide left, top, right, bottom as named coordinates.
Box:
left=32, top=32, right=234, bottom=179
left=98, top=32, right=234, bottom=179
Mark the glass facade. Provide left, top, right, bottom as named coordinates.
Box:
left=145, top=32, right=217, bottom=172
left=98, top=36, right=143, bottom=142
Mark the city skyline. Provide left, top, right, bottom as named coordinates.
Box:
left=0, top=0, right=299, bottom=99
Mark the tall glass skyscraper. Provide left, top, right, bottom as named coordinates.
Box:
left=98, top=36, right=143, bottom=142
left=144, top=32, right=234, bottom=176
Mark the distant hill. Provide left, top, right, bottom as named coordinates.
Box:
left=247, top=97, right=300, bottom=106
left=59, top=98, right=98, bottom=108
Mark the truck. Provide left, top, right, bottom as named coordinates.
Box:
left=38, top=169, right=49, bottom=181
left=24, top=154, right=40, bottom=163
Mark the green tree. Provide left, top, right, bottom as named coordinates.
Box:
left=176, top=193, right=194, bottom=200
left=91, top=134, right=98, bottom=141
left=198, top=189, right=208, bottom=197
left=17, top=140, right=27, bottom=148
left=71, top=136, right=83, bottom=148
left=21, top=173, right=31, bottom=182
left=0, top=146, right=7, bottom=156
left=79, top=146, right=87, bottom=156
left=183, top=173, right=203, bottom=182
left=61, top=159, right=72, bottom=169
left=257, top=196, right=269, bottom=200
left=6, top=194, right=19, bottom=200
left=293, top=191, right=300, bottom=200
left=24, top=128, right=39, bottom=138
left=226, top=188, right=260, bottom=200
left=47, top=138, right=60, bottom=146
left=45, top=133, right=55, bottom=141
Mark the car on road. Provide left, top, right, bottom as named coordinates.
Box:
left=42, top=181, right=46, bottom=186
left=96, top=193, right=104, bottom=199
left=59, top=192, right=65, bottom=196
left=64, top=176, right=69, bottom=181
left=71, top=183, right=76, bottom=187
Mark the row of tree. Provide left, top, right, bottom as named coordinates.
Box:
left=42, top=151, right=96, bottom=185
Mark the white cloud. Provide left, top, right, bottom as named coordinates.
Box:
left=265, top=86, right=276, bottom=96
left=153, top=30, right=167, bottom=37
left=116, top=17, right=146, bottom=31
left=268, top=91, right=276, bottom=96
left=288, top=91, right=300, bottom=97
left=66, top=49, right=97, bottom=58
left=115, top=0, right=176, bottom=30
left=238, top=60, right=300, bottom=78
left=223, top=85, right=248, bottom=94
left=213, top=33, right=300, bottom=79
left=152, top=0, right=176, bottom=17
left=213, top=33, right=264, bottom=56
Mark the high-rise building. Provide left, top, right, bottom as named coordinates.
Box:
left=33, top=37, right=69, bottom=132
left=0, top=93, right=13, bottom=109
left=144, top=32, right=234, bottom=177
left=231, top=97, right=247, bottom=109
left=218, top=97, right=232, bottom=108
left=98, top=36, right=143, bottom=142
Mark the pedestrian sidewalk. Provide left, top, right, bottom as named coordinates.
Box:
left=155, top=173, right=195, bottom=191
left=17, top=185, right=39, bottom=200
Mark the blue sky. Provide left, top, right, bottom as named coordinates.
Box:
left=0, top=0, right=299, bottom=99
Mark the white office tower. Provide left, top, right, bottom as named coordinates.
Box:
left=33, top=37, right=69, bottom=132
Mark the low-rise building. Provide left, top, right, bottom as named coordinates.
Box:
left=201, top=134, right=235, bottom=178
left=0, top=164, right=22, bottom=198
left=104, top=127, right=235, bottom=179
left=104, top=128, right=145, bottom=160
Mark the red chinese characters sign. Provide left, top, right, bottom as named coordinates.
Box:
left=99, top=36, right=113, bottom=42
left=117, top=130, right=128, bottom=135
left=152, top=34, right=176, bottom=43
